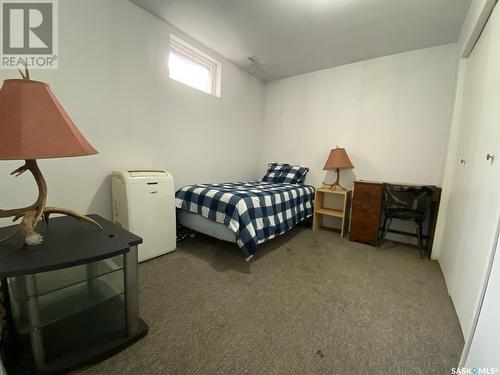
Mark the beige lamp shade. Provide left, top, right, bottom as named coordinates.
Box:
left=323, top=147, right=354, bottom=170
left=0, top=79, right=97, bottom=160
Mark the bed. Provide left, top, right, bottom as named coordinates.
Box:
left=175, top=180, right=315, bottom=259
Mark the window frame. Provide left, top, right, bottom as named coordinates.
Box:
left=168, top=34, right=222, bottom=97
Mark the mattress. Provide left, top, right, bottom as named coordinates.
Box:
left=179, top=210, right=236, bottom=243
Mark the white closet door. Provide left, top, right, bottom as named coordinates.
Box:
left=440, top=3, right=500, bottom=340
left=465, top=231, right=500, bottom=368
left=464, top=4, right=500, bottom=367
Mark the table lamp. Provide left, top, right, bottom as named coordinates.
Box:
left=0, top=66, right=102, bottom=246
left=322, top=146, right=354, bottom=191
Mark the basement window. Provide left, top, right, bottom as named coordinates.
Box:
left=168, top=34, right=221, bottom=97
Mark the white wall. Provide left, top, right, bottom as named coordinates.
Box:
left=259, top=44, right=458, bottom=188
left=259, top=45, right=458, bottom=235
left=0, top=0, right=264, bottom=225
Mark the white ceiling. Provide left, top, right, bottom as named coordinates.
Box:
left=131, top=0, right=472, bottom=82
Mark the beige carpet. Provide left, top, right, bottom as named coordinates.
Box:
left=79, top=226, right=464, bottom=375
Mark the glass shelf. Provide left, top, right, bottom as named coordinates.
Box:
left=8, top=255, right=123, bottom=301
left=10, top=269, right=124, bottom=334
left=41, top=294, right=127, bottom=364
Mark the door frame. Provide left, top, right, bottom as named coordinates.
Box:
left=461, top=0, right=499, bottom=58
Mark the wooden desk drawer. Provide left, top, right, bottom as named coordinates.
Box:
left=351, top=203, right=379, bottom=218
left=352, top=183, right=382, bottom=203
left=350, top=182, right=383, bottom=245
left=350, top=228, right=378, bottom=244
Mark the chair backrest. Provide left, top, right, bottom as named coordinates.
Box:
left=383, top=184, right=434, bottom=216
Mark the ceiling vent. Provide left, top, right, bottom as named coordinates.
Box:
left=248, top=55, right=262, bottom=65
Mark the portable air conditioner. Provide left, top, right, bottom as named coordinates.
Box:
left=112, top=170, right=176, bottom=262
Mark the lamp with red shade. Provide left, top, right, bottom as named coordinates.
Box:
left=322, top=146, right=354, bottom=191
left=0, top=67, right=102, bottom=246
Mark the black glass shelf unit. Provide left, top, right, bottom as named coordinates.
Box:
left=0, top=215, right=148, bottom=375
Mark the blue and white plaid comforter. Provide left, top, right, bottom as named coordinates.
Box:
left=175, top=181, right=315, bottom=256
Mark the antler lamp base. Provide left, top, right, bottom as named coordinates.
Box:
left=322, top=168, right=348, bottom=191
left=0, top=160, right=102, bottom=245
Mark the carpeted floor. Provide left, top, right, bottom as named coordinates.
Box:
left=79, top=226, right=464, bottom=375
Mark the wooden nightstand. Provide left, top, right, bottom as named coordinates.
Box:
left=312, top=188, right=352, bottom=238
